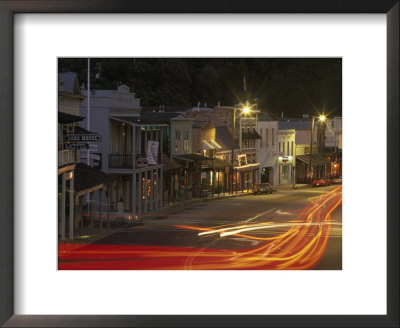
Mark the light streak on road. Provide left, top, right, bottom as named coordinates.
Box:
left=58, top=186, right=342, bottom=270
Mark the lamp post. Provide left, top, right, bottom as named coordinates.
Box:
left=231, top=103, right=251, bottom=194
left=309, top=114, right=326, bottom=183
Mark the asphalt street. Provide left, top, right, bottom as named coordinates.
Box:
left=92, top=185, right=342, bottom=270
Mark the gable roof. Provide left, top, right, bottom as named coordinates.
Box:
left=58, top=72, right=82, bottom=96
left=258, top=110, right=278, bottom=121
left=141, top=112, right=183, bottom=124
left=215, top=126, right=238, bottom=149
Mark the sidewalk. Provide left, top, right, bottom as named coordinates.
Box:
left=143, top=190, right=254, bottom=219
left=60, top=184, right=312, bottom=243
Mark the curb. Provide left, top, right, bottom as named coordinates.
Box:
left=141, top=192, right=253, bottom=220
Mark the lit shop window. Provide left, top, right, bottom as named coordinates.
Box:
left=183, top=130, right=189, bottom=152
left=175, top=130, right=181, bottom=152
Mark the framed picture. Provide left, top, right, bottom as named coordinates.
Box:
left=1, top=1, right=398, bottom=327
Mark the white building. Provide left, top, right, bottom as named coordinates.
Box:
left=277, top=129, right=296, bottom=185
left=324, top=116, right=342, bottom=149
left=80, top=84, right=166, bottom=218
left=257, top=112, right=279, bottom=186
left=278, top=115, right=341, bottom=182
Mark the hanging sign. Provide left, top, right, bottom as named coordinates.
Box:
left=146, top=140, right=159, bottom=165
left=64, top=134, right=101, bottom=142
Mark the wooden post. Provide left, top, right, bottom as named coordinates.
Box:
left=99, top=187, right=103, bottom=232
left=79, top=196, right=83, bottom=234
left=69, top=172, right=74, bottom=240
left=106, top=187, right=110, bottom=230
left=61, top=172, right=66, bottom=240
left=90, top=191, right=94, bottom=235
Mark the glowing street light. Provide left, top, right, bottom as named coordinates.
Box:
left=242, top=106, right=250, bottom=114
left=309, top=114, right=327, bottom=182
left=231, top=102, right=254, bottom=194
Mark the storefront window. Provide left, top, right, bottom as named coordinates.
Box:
left=175, top=130, right=181, bottom=152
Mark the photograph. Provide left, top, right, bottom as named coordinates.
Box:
left=58, top=58, right=343, bottom=270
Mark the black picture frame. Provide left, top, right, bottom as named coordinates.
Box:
left=0, top=1, right=398, bottom=327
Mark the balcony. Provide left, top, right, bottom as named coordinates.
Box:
left=109, top=154, right=134, bottom=169
left=58, top=150, right=75, bottom=167
left=109, top=153, right=162, bottom=169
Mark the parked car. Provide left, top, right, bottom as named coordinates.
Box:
left=254, top=183, right=274, bottom=195
left=331, top=176, right=342, bottom=184
left=312, top=177, right=331, bottom=187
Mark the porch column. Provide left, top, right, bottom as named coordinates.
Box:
left=79, top=195, right=83, bottom=234
left=137, top=171, right=142, bottom=216
left=138, top=128, right=142, bottom=155
left=112, top=181, right=117, bottom=211
left=159, top=128, right=163, bottom=164
left=155, top=168, right=159, bottom=210
left=170, top=174, right=174, bottom=203
left=99, top=187, right=103, bottom=232
left=106, top=187, right=110, bottom=230
left=90, top=191, right=94, bottom=235
left=160, top=167, right=164, bottom=208
left=217, top=170, right=220, bottom=196
left=150, top=169, right=154, bottom=212
left=144, top=129, right=148, bottom=156
left=144, top=171, right=148, bottom=214
left=68, top=172, right=74, bottom=240
left=132, top=125, right=136, bottom=168
left=132, top=172, right=137, bottom=217
left=61, top=172, right=66, bottom=240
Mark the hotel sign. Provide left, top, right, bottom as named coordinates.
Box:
left=64, top=134, right=102, bottom=142
left=63, top=143, right=98, bottom=151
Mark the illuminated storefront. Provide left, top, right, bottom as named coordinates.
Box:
left=278, top=155, right=295, bottom=185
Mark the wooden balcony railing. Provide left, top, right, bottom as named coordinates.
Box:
left=109, top=154, right=134, bottom=169
left=58, top=150, right=75, bottom=167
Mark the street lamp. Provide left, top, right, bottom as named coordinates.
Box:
left=309, top=114, right=326, bottom=183
left=231, top=102, right=253, bottom=194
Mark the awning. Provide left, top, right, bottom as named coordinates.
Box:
left=234, top=163, right=260, bottom=172
left=173, top=154, right=211, bottom=162
left=58, top=111, right=85, bottom=124
left=242, top=130, right=262, bottom=139
left=162, top=153, right=182, bottom=171
left=74, top=162, right=113, bottom=197
left=210, top=140, right=222, bottom=149
left=296, top=154, right=330, bottom=166
left=201, top=140, right=213, bottom=149
left=73, top=126, right=97, bottom=135
left=210, top=158, right=232, bottom=169
left=251, top=130, right=262, bottom=139
left=242, top=131, right=250, bottom=139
